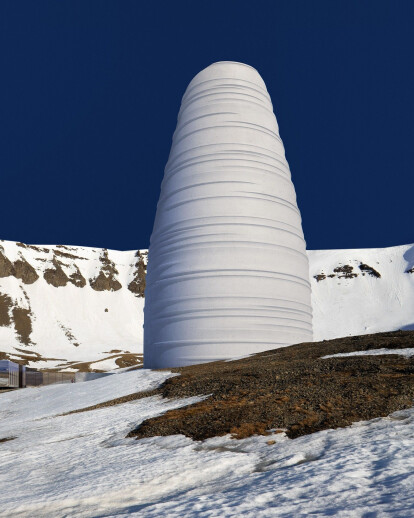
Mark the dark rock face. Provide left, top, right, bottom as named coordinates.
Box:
left=313, top=262, right=382, bottom=282
left=127, top=251, right=147, bottom=297
left=44, top=258, right=70, bottom=287
left=12, top=307, right=33, bottom=345
left=12, top=258, right=39, bottom=284
left=0, top=250, right=38, bottom=284
left=359, top=263, right=381, bottom=278
left=68, top=265, right=86, bottom=288
left=89, top=249, right=122, bottom=292
left=44, top=254, right=87, bottom=288
left=0, top=291, right=34, bottom=345
left=0, top=251, right=15, bottom=278
left=0, top=293, right=12, bottom=327
left=128, top=330, right=414, bottom=441
left=333, top=265, right=358, bottom=279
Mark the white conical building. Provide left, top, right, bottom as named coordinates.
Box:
left=144, top=61, right=312, bottom=369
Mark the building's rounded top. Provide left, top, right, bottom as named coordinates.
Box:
left=209, top=61, right=259, bottom=71
left=184, top=61, right=268, bottom=98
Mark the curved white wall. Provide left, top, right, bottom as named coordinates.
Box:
left=144, top=61, right=312, bottom=368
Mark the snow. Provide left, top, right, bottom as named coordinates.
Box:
left=0, top=369, right=175, bottom=421
left=0, top=240, right=145, bottom=370
left=1, top=368, right=414, bottom=516
left=323, top=348, right=414, bottom=359
left=309, top=243, right=414, bottom=341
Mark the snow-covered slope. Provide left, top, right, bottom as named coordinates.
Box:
left=0, top=239, right=146, bottom=371
left=1, top=238, right=413, bottom=370
left=310, top=243, right=414, bottom=341
left=1, top=367, right=414, bottom=517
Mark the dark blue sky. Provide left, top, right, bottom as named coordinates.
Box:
left=1, top=1, right=413, bottom=251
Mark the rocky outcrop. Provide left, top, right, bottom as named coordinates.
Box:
left=44, top=256, right=87, bottom=288
left=314, top=262, right=381, bottom=282
left=0, top=250, right=14, bottom=277
left=0, top=249, right=38, bottom=284
left=13, top=257, right=39, bottom=284
left=69, top=265, right=86, bottom=287
left=0, top=240, right=143, bottom=369
left=44, top=258, right=70, bottom=287
left=12, top=306, right=33, bottom=345
left=0, top=290, right=33, bottom=345
left=89, top=249, right=122, bottom=292
left=359, top=263, right=381, bottom=278
left=127, top=251, right=147, bottom=297
left=0, top=293, right=12, bottom=327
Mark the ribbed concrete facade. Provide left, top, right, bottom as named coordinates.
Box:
left=144, top=61, right=312, bottom=368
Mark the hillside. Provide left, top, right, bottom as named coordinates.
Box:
left=2, top=331, right=414, bottom=516
left=310, top=243, right=414, bottom=341
left=0, top=239, right=413, bottom=371
left=0, top=239, right=146, bottom=371
left=128, top=330, right=414, bottom=441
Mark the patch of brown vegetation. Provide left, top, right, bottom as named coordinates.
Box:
left=114, top=353, right=143, bottom=369
left=50, top=352, right=143, bottom=374
left=2, top=351, right=66, bottom=366
left=0, top=293, right=12, bottom=327
left=89, top=249, right=122, bottom=292
left=314, top=274, right=326, bottom=282
left=8, top=349, right=42, bottom=365
left=61, top=389, right=159, bottom=416
left=230, top=422, right=271, bottom=439
left=57, top=360, right=99, bottom=372
left=128, top=330, right=414, bottom=442
left=128, top=251, right=147, bottom=297
left=12, top=307, right=33, bottom=345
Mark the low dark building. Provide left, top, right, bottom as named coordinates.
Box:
left=0, top=360, right=19, bottom=389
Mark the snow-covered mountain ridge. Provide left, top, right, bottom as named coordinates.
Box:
left=309, top=243, right=414, bottom=341
left=0, top=239, right=146, bottom=371
left=0, top=238, right=413, bottom=371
